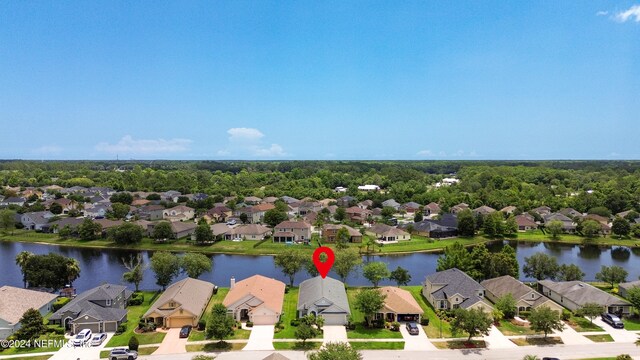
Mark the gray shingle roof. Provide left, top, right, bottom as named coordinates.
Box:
left=50, top=284, right=130, bottom=322
left=297, top=276, right=350, bottom=315
left=539, top=280, right=630, bottom=307
left=424, top=268, right=487, bottom=309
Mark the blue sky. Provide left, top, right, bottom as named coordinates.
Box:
left=1, top=1, right=639, bottom=160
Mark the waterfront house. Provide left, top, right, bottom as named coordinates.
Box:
left=422, top=268, right=493, bottom=312
left=619, top=280, right=640, bottom=299
left=297, top=276, right=350, bottom=325
left=272, top=221, right=311, bottom=243
left=538, top=280, right=632, bottom=315
left=514, top=214, right=538, bottom=231
left=375, top=286, right=423, bottom=323
left=20, top=211, right=54, bottom=231
left=321, top=224, right=362, bottom=243
left=137, top=205, right=165, bottom=221
left=543, top=213, right=577, bottom=233
left=481, top=275, right=563, bottom=315
left=223, top=275, right=285, bottom=325
left=366, top=223, right=410, bottom=243
left=473, top=205, right=496, bottom=216
left=0, top=286, right=58, bottom=339
left=163, top=205, right=195, bottom=222
left=144, top=278, right=214, bottom=328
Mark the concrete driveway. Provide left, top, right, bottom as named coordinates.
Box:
left=553, top=322, right=592, bottom=345
left=154, top=328, right=187, bottom=355
left=484, top=325, right=517, bottom=349
left=322, top=326, right=347, bottom=345
left=591, top=316, right=638, bottom=342
left=399, top=323, right=436, bottom=350
left=49, top=332, right=114, bottom=360
left=243, top=325, right=274, bottom=351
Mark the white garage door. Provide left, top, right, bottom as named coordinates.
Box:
left=321, top=314, right=347, bottom=326
left=251, top=314, right=277, bottom=325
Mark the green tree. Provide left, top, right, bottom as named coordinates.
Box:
left=128, top=335, right=139, bottom=351
left=78, top=218, right=102, bottom=240
left=494, top=294, right=517, bottom=319
left=15, top=250, right=34, bottom=288
left=65, top=257, right=81, bottom=287
left=558, top=264, right=585, bottom=281
left=413, top=212, right=423, bottom=222
left=239, top=213, right=248, bottom=224
left=362, top=262, right=390, bottom=287
left=437, top=242, right=474, bottom=274
left=612, top=217, right=631, bottom=238
left=181, top=253, right=212, bottom=279
left=335, top=227, right=351, bottom=250
left=522, top=355, right=540, bottom=360
left=546, top=220, right=564, bottom=239
left=58, top=225, right=73, bottom=239
left=0, top=209, right=17, bottom=234
left=152, top=221, right=174, bottom=240
left=528, top=306, right=563, bottom=338
left=263, top=208, right=288, bottom=227
left=194, top=222, right=214, bottom=244
left=333, top=249, right=362, bottom=283
left=150, top=251, right=181, bottom=290
left=14, top=308, right=46, bottom=341
left=450, top=307, right=493, bottom=341
left=581, top=219, right=601, bottom=238
left=523, top=252, right=559, bottom=280
left=595, top=265, right=628, bottom=288
left=108, top=203, right=131, bottom=219
left=487, top=245, right=519, bottom=279
left=49, top=202, right=63, bottom=215
left=354, top=289, right=386, bottom=327
left=505, top=215, right=518, bottom=235
left=457, top=209, right=475, bottom=237
left=483, top=211, right=504, bottom=237
left=389, top=266, right=411, bottom=286
left=577, top=302, right=603, bottom=323
left=122, top=254, right=146, bottom=292
left=624, top=287, right=640, bottom=314
left=21, top=253, right=80, bottom=290
left=274, top=248, right=305, bottom=286
left=308, top=342, right=363, bottom=360
left=295, top=322, right=317, bottom=344
left=334, top=207, right=346, bottom=222
left=108, top=223, right=144, bottom=245
left=206, top=303, right=235, bottom=341
left=110, top=192, right=133, bottom=205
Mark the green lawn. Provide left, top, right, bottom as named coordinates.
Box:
left=105, top=291, right=166, bottom=347
left=275, top=287, right=307, bottom=339
left=402, top=286, right=453, bottom=338
left=584, top=334, right=614, bottom=342
left=349, top=341, right=405, bottom=350
left=496, top=319, right=537, bottom=336
left=186, top=342, right=245, bottom=352
left=432, top=340, right=486, bottom=349
left=510, top=337, right=563, bottom=346
left=3, top=356, right=52, bottom=360
left=188, top=287, right=253, bottom=342
left=0, top=335, right=66, bottom=355
left=345, top=288, right=403, bottom=339
left=566, top=316, right=604, bottom=332
left=623, top=317, right=640, bottom=330
left=273, top=342, right=321, bottom=350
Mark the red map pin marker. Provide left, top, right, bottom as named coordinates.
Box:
left=313, top=246, right=335, bottom=279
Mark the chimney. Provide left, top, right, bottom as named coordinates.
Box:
left=230, top=277, right=235, bottom=289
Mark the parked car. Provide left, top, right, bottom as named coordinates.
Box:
left=108, top=348, right=138, bottom=360
left=91, top=333, right=107, bottom=346
left=601, top=313, right=624, bottom=329
left=73, top=328, right=92, bottom=347
left=405, top=322, right=419, bottom=335
left=226, top=219, right=237, bottom=225
left=542, top=358, right=560, bottom=360
left=179, top=325, right=192, bottom=338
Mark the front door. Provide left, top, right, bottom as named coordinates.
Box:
left=240, top=309, right=249, bottom=321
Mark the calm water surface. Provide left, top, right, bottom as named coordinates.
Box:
left=1, top=240, right=638, bottom=291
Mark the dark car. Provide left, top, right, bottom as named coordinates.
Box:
left=601, top=313, right=624, bottom=329
left=542, top=358, right=560, bottom=360
left=405, top=322, right=419, bottom=335
left=179, top=325, right=192, bottom=338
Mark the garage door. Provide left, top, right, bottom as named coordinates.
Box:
left=251, top=315, right=277, bottom=325
left=75, top=322, right=100, bottom=334
left=321, top=314, right=346, bottom=326
left=169, top=317, right=194, bottom=328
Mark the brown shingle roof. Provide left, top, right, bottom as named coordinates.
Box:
left=223, top=275, right=285, bottom=315
left=378, top=287, right=423, bottom=315
left=144, top=278, right=214, bottom=318
left=0, top=286, right=57, bottom=324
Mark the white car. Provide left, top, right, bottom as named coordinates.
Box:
left=91, top=333, right=107, bottom=346
left=73, top=329, right=92, bottom=347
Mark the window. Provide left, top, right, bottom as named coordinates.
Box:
left=531, top=293, right=535, bottom=299
left=106, top=299, right=112, bottom=306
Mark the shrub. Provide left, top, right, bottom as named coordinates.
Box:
left=420, top=318, right=430, bottom=326
left=198, top=318, right=206, bottom=331
left=47, top=326, right=65, bottom=335
left=290, top=319, right=300, bottom=326
left=616, top=355, right=632, bottom=360
left=285, top=285, right=290, bottom=294
left=128, top=336, right=139, bottom=351
left=246, top=321, right=253, bottom=328
left=192, top=356, right=215, bottom=360
left=561, top=309, right=572, bottom=321
left=373, top=318, right=385, bottom=329
left=519, top=311, right=531, bottom=319
left=52, top=297, right=71, bottom=312
left=116, top=324, right=127, bottom=334
left=390, top=321, right=401, bottom=331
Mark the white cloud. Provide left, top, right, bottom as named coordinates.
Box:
left=597, top=10, right=609, bottom=16
left=95, top=135, right=192, bottom=154
left=614, top=4, right=640, bottom=22
left=32, top=145, right=62, bottom=154
left=416, top=150, right=433, bottom=156
left=227, top=127, right=264, bottom=141
left=253, top=144, right=286, bottom=157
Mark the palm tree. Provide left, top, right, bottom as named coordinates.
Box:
left=65, top=258, right=81, bottom=287
left=523, top=356, right=540, bottom=360
left=122, top=254, right=146, bottom=292
left=15, top=251, right=34, bottom=288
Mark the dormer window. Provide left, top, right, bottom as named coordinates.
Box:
left=531, top=293, right=535, bottom=299
left=106, top=299, right=112, bottom=306
left=170, top=302, right=176, bottom=308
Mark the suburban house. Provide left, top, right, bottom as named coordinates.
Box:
left=619, top=280, right=640, bottom=299
left=291, top=201, right=323, bottom=216
left=281, top=196, right=300, bottom=204
left=357, top=200, right=373, bottom=209
left=21, top=211, right=55, bottom=231
left=382, top=199, right=401, bottom=210
left=501, top=206, right=517, bottom=215
left=144, top=278, right=214, bottom=328
left=203, top=205, right=232, bottom=223
left=321, top=224, right=362, bottom=243
left=297, top=276, right=350, bottom=325
left=357, top=184, right=380, bottom=191
left=137, top=205, right=165, bottom=221
left=400, top=202, right=421, bottom=213
left=450, top=203, right=469, bottom=214
left=52, top=198, right=77, bottom=214
left=584, top=214, right=612, bottom=234
left=481, top=275, right=563, bottom=315
left=224, top=224, right=272, bottom=241
left=344, top=206, right=372, bottom=224
left=223, top=275, right=286, bottom=325
left=543, top=213, right=577, bottom=233
left=50, top=283, right=132, bottom=334
left=366, top=224, right=411, bottom=243
left=0, top=286, right=58, bottom=339
left=162, top=190, right=181, bottom=203
left=170, top=221, right=197, bottom=239
left=263, top=196, right=279, bottom=204
left=423, top=202, right=441, bottom=216
left=514, top=214, right=538, bottom=231
left=241, top=203, right=275, bottom=224
left=244, top=196, right=262, bottom=205
left=272, top=221, right=311, bottom=243
left=532, top=206, right=552, bottom=217
left=407, top=220, right=457, bottom=239
left=559, top=208, right=584, bottom=219
left=50, top=217, right=85, bottom=233
left=0, top=197, right=26, bottom=207
left=336, top=196, right=356, bottom=207
left=538, top=280, right=632, bottom=315
left=163, top=205, right=195, bottom=222
left=83, top=204, right=111, bottom=219
left=473, top=205, right=496, bottom=216
left=376, top=286, right=424, bottom=323
left=422, top=268, right=493, bottom=312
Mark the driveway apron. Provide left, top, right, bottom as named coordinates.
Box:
left=399, top=323, right=437, bottom=350
left=154, top=328, right=187, bottom=355
left=243, top=325, right=275, bottom=351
